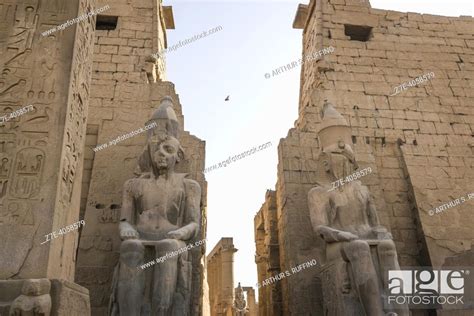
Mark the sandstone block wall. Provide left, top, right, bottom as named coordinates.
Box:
left=256, top=0, right=474, bottom=314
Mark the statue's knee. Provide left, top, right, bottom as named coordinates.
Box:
left=350, top=240, right=370, bottom=252
left=120, top=240, right=144, bottom=263
left=377, top=239, right=396, bottom=256
left=121, top=239, right=144, bottom=253
left=158, top=239, right=185, bottom=251
left=345, top=240, right=370, bottom=260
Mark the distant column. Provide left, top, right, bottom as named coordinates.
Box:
left=208, top=238, right=238, bottom=316
left=246, top=287, right=258, bottom=316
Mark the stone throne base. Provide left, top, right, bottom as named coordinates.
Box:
left=318, top=241, right=405, bottom=316
left=0, top=279, right=90, bottom=316
left=109, top=243, right=194, bottom=316
left=141, top=245, right=193, bottom=316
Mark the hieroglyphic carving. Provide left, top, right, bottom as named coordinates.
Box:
left=58, top=0, right=95, bottom=208
left=10, top=147, right=44, bottom=198
left=0, top=1, right=46, bottom=227
left=0, top=134, right=15, bottom=205
left=0, top=151, right=12, bottom=204
left=0, top=1, right=38, bottom=103
left=0, top=0, right=92, bottom=231
left=0, top=200, right=34, bottom=226
left=0, top=0, right=96, bottom=282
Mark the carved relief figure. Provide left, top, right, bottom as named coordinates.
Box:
left=308, top=101, right=409, bottom=316
left=109, top=97, right=201, bottom=316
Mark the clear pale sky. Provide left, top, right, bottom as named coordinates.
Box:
left=164, top=0, right=473, bottom=296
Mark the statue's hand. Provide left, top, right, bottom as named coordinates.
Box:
left=167, top=229, right=187, bottom=240
left=120, top=228, right=139, bottom=240
left=372, top=226, right=392, bottom=240
left=372, top=225, right=388, bottom=233
left=317, top=225, right=358, bottom=242
left=119, top=221, right=139, bottom=240
left=337, top=231, right=358, bottom=241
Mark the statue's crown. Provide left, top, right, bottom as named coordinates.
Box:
left=146, top=96, right=179, bottom=140
left=317, top=100, right=352, bottom=151
left=137, top=96, right=182, bottom=174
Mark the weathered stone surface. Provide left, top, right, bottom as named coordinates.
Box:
left=50, top=279, right=91, bottom=316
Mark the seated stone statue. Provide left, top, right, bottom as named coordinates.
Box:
left=308, top=101, right=408, bottom=316
left=109, top=98, right=201, bottom=316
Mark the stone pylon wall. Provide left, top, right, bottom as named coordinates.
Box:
left=74, top=1, right=208, bottom=315
left=0, top=0, right=95, bottom=282
left=0, top=0, right=96, bottom=314
left=256, top=0, right=474, bottom=314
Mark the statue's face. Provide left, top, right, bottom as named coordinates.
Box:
left=327, top=152, right=356, bottom=180
left=151, top=137, right=180, bottom=171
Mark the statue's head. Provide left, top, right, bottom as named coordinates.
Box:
left=321, top=141, right=358, bottom=181
left=317, top=100, right=358, bottom=181
left=149, top=136, right=184, bottom=174
left=137, top=97, right=185, bottom=176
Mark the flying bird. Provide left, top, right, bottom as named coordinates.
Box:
left=225, top=95, right=230, bottom=101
